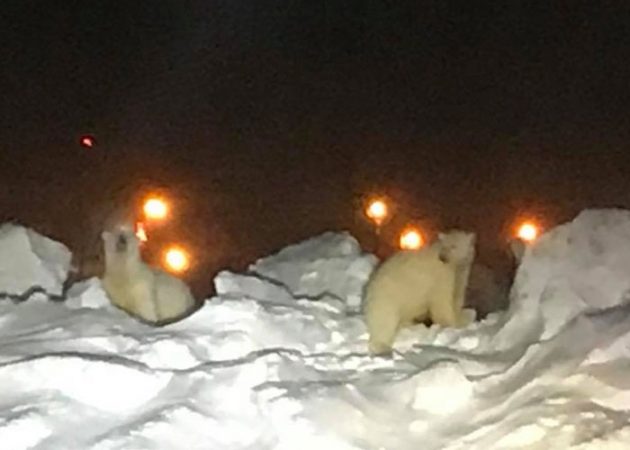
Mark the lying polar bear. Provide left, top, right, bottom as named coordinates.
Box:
left=101, top=224, right=196, bottom=324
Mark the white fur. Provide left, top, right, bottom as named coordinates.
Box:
left=363, top=230, right=476, bottom=354
left=101, top=225, right=196, bottom=324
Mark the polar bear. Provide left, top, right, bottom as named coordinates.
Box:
left=363, top=230, right=476, bottom=355
left=101, top=224, right=197, bottom=324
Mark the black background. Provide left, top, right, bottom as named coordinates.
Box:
left=2, top=1, right=630, bottom=294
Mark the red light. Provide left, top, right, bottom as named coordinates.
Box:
left=80, top=135, right=95, bottom=148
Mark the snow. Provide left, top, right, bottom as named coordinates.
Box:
left=244, top=231, right=378, bottom=311
left=0, top=223, right=72, bottom=300
left=496, top=208, right=630, bottom=344
left=1, top=209, right=630, bottom=449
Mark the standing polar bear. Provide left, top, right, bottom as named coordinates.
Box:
left=363, top=230, right=476, bottom=354
left=101, top=224, right=197, bottom=324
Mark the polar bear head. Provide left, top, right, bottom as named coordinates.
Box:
left=437, top=230, right=476, bottom=265
left=101, top=224, right=142, bottom=270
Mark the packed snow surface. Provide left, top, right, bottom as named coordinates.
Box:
left=1, top=209, right=630, bottom=449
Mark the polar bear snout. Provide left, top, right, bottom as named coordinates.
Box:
left=115, top=234, right=128, bottom=252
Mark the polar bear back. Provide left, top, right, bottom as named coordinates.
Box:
left=364, top=248, right=453, bottom=319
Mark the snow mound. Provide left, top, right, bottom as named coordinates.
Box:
left=65, top=277, right=111, bottom=309
left=230, top=232, right=378, bottom=310
left=214, top=271, right=298, bottom=305
left=495, top=208, right=630, bottom=346
left=3, top=214, right=630, bottom=449
left=0, top=223, right=72, bottom=300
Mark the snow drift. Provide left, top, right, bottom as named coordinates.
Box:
left=495, top=208, right=630, bottom=345
left=216, top=231, right=378, bottom=311
left=0, top=223, right=72, bottom=300
left=1, top=210, right=630, bottom=449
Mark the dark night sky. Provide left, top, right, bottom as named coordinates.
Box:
left=2, top=1, right=630, bottom=292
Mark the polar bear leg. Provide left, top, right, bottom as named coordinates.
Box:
left=135, top=297, right=160, bottom=323
left=129, top=282, right=160, bottom=323
left=366, top=308, right=401, bottom=355
left=428, top=279, right=468, bottom=328
left=430, top=301, right=458, bottom=327
left=431, top=302, right=471, bottom=328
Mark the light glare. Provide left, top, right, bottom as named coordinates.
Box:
left=366, top=199, right=388, bottom=226
left=143, top=197, right=169, bottom=221
left=399, top=228, right=424, bottom=250
left=164, top=247, right=190, bottom=273
left=517, top=222, right=539, bottom=242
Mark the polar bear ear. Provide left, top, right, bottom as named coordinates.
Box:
left=438, top=232, right=446, bottom=241
left=101, top=231, right=111, bottom=241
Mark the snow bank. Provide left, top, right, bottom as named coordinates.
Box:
left=65, top=277, right=111, bottom=309
left=495, top=208, right=630, bottom=346
left=0, top=223, right=72, bottom=300
left=2, top=214, right=630, bottom=449
left=218, top=232, right=377, bottom=311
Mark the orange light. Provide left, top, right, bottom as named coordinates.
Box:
left=517, top=222, right=539, bottom=243
left=143, top=197, right=169, bottom=221
left=163, top=246, right=190, bottom=273
left=399, top=228, right=424, bottom=250
left=135, top=222, right=148, bottom=243
left=366, top=199, right=389, bottom=226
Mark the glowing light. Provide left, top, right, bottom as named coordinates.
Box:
left=135, top=222, right=148, bottom=243
left=366, top=199, right=389, bottom=226
left=399, top=228, right=424, bottom=250
left=517, top=222, right=539, bottom=243
left=143, top=197, right=169, bottom=221
left=163, top=247, right=190, bottom=273
left=80, top=135, right=95, bottom=148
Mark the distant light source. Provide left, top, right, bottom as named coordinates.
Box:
left=366, top=199, right=389, bottom=226
left=79, top=135, right=95, bottom=148
left=135, top=222, right=148, bottom=243
left=399, top=228, right=424, bottom=250
left=517, top=222, right=539, bottom=243
left=143, top=197, right=169, bottom=221
left=164, top=246, right=190, bottom=273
